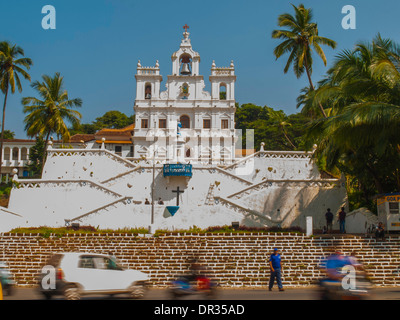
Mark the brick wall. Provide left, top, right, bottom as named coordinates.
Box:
left=0, top=233, right=399, bottom=287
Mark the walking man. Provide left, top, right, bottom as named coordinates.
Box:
left=325, top=208, right=333, bottom=233
left=338, top=207, right=347, bottom=234
left=268, top=248, right=284, bottom=292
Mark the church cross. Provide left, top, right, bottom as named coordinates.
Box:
left=172, top=186, right=185, bottom=206
left=183, top=24, right=189, bottom=32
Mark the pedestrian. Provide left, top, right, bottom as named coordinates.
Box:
left=268, top=248, right=284, bottom=292
left=325, top=208, right=333, bottom=233
left=338, top=207, right=346, bottom=233
left=375, top=222, right=385, bottom=241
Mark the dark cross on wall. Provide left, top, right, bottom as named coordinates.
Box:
left=172, top=186, right=185, bottom=206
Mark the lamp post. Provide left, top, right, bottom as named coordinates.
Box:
left=150, top=120, right=157, bottom=232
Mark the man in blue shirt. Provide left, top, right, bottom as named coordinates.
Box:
left=268, top=248, right=284, bottom=291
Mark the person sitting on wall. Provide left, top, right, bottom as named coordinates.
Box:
left=158, top=198, right=164, bottom=205
left=375, top=222, right=385, bottom=240
left=145, top=198, right=150, bottom=205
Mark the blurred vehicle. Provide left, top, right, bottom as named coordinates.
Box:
left=0, top=261, right=15, bottom=296
left=169, top=274, right=218, bottom=299
left=38, top=252, right=149, bottom=300
left=319, top=270, right=372, bottom=300
left=318, top=252, right=372, bottom=300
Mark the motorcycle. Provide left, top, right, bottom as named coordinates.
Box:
left=319, top=269, right=372, bottom=300
left=169, top=274, right=218, bottom=299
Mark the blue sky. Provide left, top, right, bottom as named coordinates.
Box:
left=1, top=0, right=400, bottom=138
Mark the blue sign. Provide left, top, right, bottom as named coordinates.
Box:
left=163, top=164, right=192, bottom=177
left=166, top=206, right=180, bottom=217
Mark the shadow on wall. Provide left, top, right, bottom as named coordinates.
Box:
left=240, top=184, right=347, bottom=230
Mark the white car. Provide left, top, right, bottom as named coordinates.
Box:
left=38, top=252, right=149, bottom=300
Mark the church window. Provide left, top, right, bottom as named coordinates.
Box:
left=203, top=119, right=211, bottom=129
left=141, top=119, right=149, bottom=129
left=180, top=115, right=190, bottom=128
left=145, top=84, right=152, bottom=99
left=219, top=84, right=227, bottom=100
left=221, top=119, right=229, bottom=129
left=159, top=119, right=167, bottom=129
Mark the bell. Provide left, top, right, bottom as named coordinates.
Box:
left=180, top=63, right=191, bottom=75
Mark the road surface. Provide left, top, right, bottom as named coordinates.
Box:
left=4, top=286, right=400, bottom=300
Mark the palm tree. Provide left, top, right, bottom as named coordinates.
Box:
left=272, top=3, right=336, bottom=118
left=267, top=108, right=296, bottom=150
left=305, top=34, right=400, bottom=194
left=0, top=41, right=32, bottom=174
left=22, top=72, right=82, bottom=172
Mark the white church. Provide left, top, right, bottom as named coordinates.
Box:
left=0, top=27, right=353, bottom=233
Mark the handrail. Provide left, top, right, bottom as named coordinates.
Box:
left=15, top=179, right=124, bottom=199
left=215, top=196, right=284, bottom=225
left=65, top=196, right=133, bottom=223
left=227, top=178, right=341, bottom=199
left=47, top=149, right=137, bottom=168
left=101, top=166, right=142, bottom=184
left=0, top=207, right=23, bottom=217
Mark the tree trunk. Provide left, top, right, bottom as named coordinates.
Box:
left=282, top=127, right=296, bottom=150
left=303, top=57, right=328, bottom=119
left=40, top=131, right=51, bottom=176
left=365, top=164, right=385, bottom=194
left=0, top=85, right=9, bottom=177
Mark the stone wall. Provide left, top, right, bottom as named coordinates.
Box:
left=0, top=233, right=399, bottom=287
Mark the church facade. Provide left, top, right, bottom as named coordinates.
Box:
left=133, top=28, right=237, bottom=164
left=0, top=28, right=351, bottom=233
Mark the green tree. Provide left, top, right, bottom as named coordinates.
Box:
left=22, top=72, right=82, bottom=173
left=304, top=34, right=400, bottom=209
left=2, top=130, right=15, bottom=139
left=235, top=103, right=308, bottom=151
left=0, top=41, right=32, bottom=174
left=70, top=110, right=134, bottom=135
left=267, top=108, right=296, bottom=149
left=27, top=137, right=45, bottom=177
left=272, top=3, right=336, bottom=118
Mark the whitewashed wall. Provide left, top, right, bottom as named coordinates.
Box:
left=3, top=149, right=350, bottom=232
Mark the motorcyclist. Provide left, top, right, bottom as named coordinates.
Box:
left=325, top=250, right=351, bottom=281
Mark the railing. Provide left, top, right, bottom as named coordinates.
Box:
left=47, top=149, right=137, bottom=169
left=14, top=179, right=124, bottom=199
left=101, top=166, right=142, bottom=184
left=65, top=196, right=133, bottom=224
left=214, top=196, right=283, bottom=226
left=227, top=179, right=341, bottom=200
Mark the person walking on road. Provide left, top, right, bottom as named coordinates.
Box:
left=338, top=207, right=347, bottom=234
left=268, top=248, right=284, bottom=292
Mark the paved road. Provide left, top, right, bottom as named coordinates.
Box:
left=3, top=286, right=400, bottom=300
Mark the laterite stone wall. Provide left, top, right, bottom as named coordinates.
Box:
left=0, top=233, right=399, bottom=287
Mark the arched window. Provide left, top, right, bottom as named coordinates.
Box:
left=4, top=147, right=10, bottom=161
left=21, top=147, right=28, bottom=160
left=179, top=53, right=192, bottom=76
left=219, top=83, right=227, bottom=100
left=145, top=83, right=152, bottom=99
left=185, top=148, right=191, bottom=158
left=12, top=147, right=19, bottom=161
left=179, top=115, right=190, bottom=129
